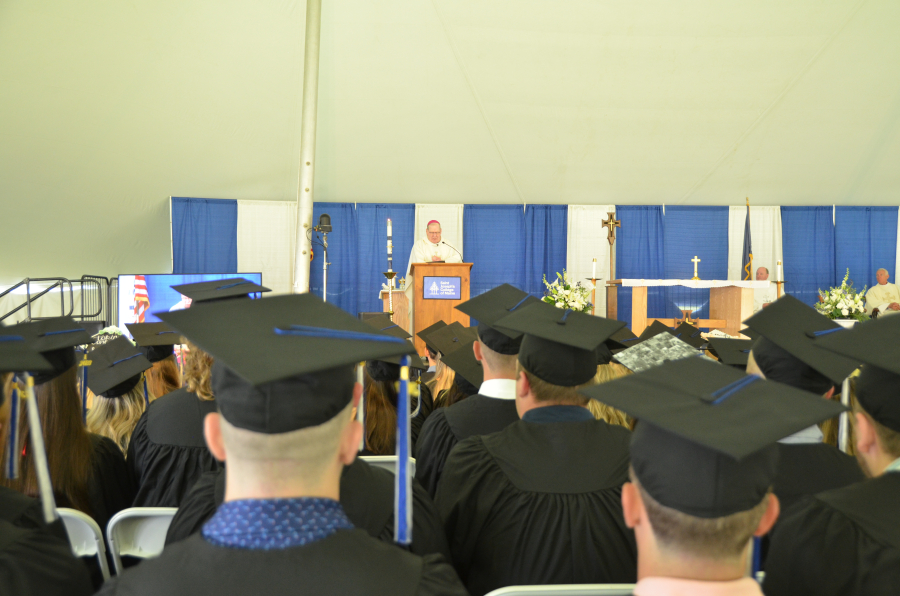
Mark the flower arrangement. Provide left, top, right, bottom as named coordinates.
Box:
left=542, top=270, right=593, bottom=313
left=816, top=269, right=869, bottom=322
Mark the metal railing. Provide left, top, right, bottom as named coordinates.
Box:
left=0, top=276, right=112, bottom=325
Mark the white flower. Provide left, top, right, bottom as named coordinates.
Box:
left=554, top=302, right=564, bottom=309
left=841, top=308, right=849, bottom=317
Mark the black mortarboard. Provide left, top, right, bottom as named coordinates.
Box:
left=170, top=277, right=271, bottom=304
left=740, top=328, right=760, bottom=341
left=743, top=295, right=860, bottom=386
left=86, top=336, right=152, bottom=397
left=607, top=327, right=641, bottom=353
left=439, top=339, right=484, bottom=387
left=815, top=316, right=900, bottom=432
left=638, top=320, right=675, bottom=342
left=707, top=338, right=753, bottom=369
left=126, top=322, right=181, bottom=363
left=456, top=284, right=538, bottom=355
left=0, top=317, right=95, bottom=384
left=0, top=338, right=53, bottom=374
left=495, top=301, right=625, bottom=386
left=363, top=315, right=411, bottom=340
left=613, top=332, right=701, bottom=373
left=425, top=323, right=478, bottom=357
left=417, top=321, right=447, bottom=353
left=580, top=358, right=847, bottom=518
left=159, top=294, right=416, bottom=434
left=673, top=322, right=707, bottom=350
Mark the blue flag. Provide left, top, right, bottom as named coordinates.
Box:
left=742, top=202, right=753, bottom=280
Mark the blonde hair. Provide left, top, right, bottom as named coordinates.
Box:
left=427, top=359, right=455, bottom=406
left=852, top=397, right=900, bottom=459
left=516, top=361, right=591, bottom=406
left=586, top=363, right=633, bottom=428
left=219, top=401, right=353, bottom=486
left=86, top=377, right=155, bottom=454
left=633, top=468, right=770, bottom=560
left=183, top=340, right=214, bottom=401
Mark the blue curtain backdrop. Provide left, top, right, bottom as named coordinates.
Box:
left=615, top=206, right=666, bottom=328
left=524, top=205, right=568, bottom=298
left=780, top=207, right=835, bottom=306
left=464, top=205, right=526, bottom=299
left=171, top=198, right=238, bottom=274
left=356, top=204, right=415, bottom=314
left=834, top=206, right=899, bottom=291
left=310, top=203, right=358, bottom=314
left=662, top=206, right=729, bottom=323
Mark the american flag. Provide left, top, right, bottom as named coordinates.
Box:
left=134, top=275, right=150, bottom=323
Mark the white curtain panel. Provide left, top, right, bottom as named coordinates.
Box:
left=727, top=206, right=783, bottom=281
left=566, top=205, right=616, bottom=316
left=412, top=204, right=464, bottom=271
left=237, top=200, right=297, bottom=296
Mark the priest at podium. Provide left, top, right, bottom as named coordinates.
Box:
left=865, top=268, right=900, bottom=317
left=403, top=220, right=463, bottom=333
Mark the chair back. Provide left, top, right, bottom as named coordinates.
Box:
left=359, top=455, right=417, bottom=476
left=484, top=586, right=636, bottom=596
left=106, top=507, right=178, bottom=575
left=57, top=507, right=111, bottom=580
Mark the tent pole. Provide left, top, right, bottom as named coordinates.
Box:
left=292, top=0, right=323, bottom=294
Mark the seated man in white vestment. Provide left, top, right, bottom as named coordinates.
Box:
left=403, top=220, right=463, bottom=333
left=753, top=267, right=777, bottom=312
left=865, top=268, right=900, bottom=317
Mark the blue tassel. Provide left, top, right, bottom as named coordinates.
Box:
left=142, top=376, right=149, bottom=408
left=808, top=327, right=844, bottom=337
left=38, top=328, right=85, bottom=336
left=81, top=365, right=88, bottom=424
left=275, top=325, right=407, bottom=344
left=710, top=375, right=760, bottom=404
left=557, top=309, right=574, bottom=324
left=752, top=536, right=763, bottom=580
left=507, top=296, right=530, bottom=311
left=394, top=355, right=412, bottom=545
left=5, top=387, right=20, bottom=479
left=112, top=353, right=143, bottom=366
left=0, top=335, right=24, bottom=342
left=216, top=280, right=252, bottom=290
left=379, top=324, right=400, bottom=332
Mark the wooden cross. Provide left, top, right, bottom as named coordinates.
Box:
left=691, top=256, right=701, bottom=280
left=602, top=212, right=621, bottom=281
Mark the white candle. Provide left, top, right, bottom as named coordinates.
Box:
left=387, top=218, right=392, bottom=237
left=592, top=258, right=597, bottom=280
left=387, top=239, right=392, bottom=255
left=777, top=261, right=783, bottom=282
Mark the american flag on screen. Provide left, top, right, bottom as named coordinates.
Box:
left=134, top=275, right=150, bottom=323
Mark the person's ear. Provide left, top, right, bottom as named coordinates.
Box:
left=754, top=493, right=780, bottom=537
left=621, top=482, right=642, bottom=530
left=338, top=384, right=363, bottom=465
left=204, top=413, right=227, bottom=462
left=516, top=370, right=530, bottom=399
left=854, top=412, right=878, bottom=456
left=473, top=340, right=483, bottom=363
left=823, top=386, right=836, bottom=400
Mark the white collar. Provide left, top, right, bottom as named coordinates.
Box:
left=778, top=424, right=823, bottom=445
left=478, top=378, right=517, bottom=400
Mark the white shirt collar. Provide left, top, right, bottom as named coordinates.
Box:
left=478, top=378, right=517, bottom=400
left=885, top=457, right=900, bottom=474
left=778, top=424, right=823, bottom=445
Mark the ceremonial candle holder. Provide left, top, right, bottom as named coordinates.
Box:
left=774, top=280, right=784, bottom=299
left=383, top=271, right=397, bottom=321
left=587, top=278, right=598, bottom=316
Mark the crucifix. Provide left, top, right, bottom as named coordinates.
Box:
left=691, top=256, right=701, bottom=280
left=602, top=212, right=621, bottom=280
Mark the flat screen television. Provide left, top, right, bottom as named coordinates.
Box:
left=117, top=273, right=263, bottom=338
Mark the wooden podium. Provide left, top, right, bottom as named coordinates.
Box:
left=379, top=290, right=410, bottom=334
left=409, top=263, right=473, bottom=354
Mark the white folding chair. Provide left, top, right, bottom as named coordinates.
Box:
left=485, top=585, right=635, bottom=596
left=106, top=507, right=178, bottom=575
left=57, top=508, right=111, bottom=580
left=360, top=455, right=417, bottom=476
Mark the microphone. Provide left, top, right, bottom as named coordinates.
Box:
left=441, top=241, right=463, bottom=260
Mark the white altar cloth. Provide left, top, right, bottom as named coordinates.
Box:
left=619, top=279, right=771, bottom=289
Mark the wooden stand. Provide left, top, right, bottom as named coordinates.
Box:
left=774, top=281, right=784, bottom=299
left=410, top=263, right=473, bottom=354
left=380, top=290, right=410, bottom=334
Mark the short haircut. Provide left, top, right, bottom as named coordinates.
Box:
left=517, top=360, right=590, bottom=406
left=633, top=467, right=769, bottom=560
left=219, top=401, right=352, bottom=485
left=476, top=333, right=517, bottom=374
left=758, top=267, right=769, bottom=275
left=426, top=221, right=441, bottom=231
left=852, top=398, right=900, bottom=459
left=877, top=268, right=889, bottom=276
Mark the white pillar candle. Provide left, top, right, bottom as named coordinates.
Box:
left=777, top=261, right=783, bottom=282
left=387, top=218, right=392, bottom=237
left=387, top=239, right=392, bottom=255
left=592, top=258, right=597, bottom=280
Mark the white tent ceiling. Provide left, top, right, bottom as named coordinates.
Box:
left=1, top=0, right=899, bottom=283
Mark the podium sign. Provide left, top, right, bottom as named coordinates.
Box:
left=423, top=276, right=462, bottom=300
left=410, top=263, right=473, bottom=354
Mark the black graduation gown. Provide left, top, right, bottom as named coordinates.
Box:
left=165, top=458, right=452, bottom=560
left=0, top=485, right=67, bottom=542
left=85, top=434, right=135, bottom=535
left=0, top=519, right=93, bottom=596
left=127, top=387, right=219, bottom=507
left=436, top=415, right=637, bottom=596
left=772, top=442, right=864, bottom=513
left=98, top=528, right=467, bottom=596
left=415, top=394, right=519, bottom=497
left=763, top=472, right=900, bottom=596
left=411, top=382, right=435, bottom=451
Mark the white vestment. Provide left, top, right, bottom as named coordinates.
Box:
left=403, top=238, right=463, bottom=331
left=865, top=282, right=900, bottom=316
left=753, top=283, right=777, bottom=313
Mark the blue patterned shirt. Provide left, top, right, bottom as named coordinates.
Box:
left=202, top=497, right=354, bottom=550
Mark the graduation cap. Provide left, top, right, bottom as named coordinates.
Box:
left=579, top=357, right=847, bottom=518
left=86, top=336, right=153, bottom=398
left=439, top=339, right=484, bottom=388
left=638, top=320, right=675, bottom=342
left=363, top=315, right=411, bottom=340
left=0, top=337, right=53, bottom=376
left=740, top=328, right=760, bottom=341
left=456, top=284, right=538, bottom=355
left=613, top=332, right=702, bottom=374
left=815, top=316, right=900, bottom=432
left=425, top=322, right=478, bottom=357
left=743, top=295, right=860, bottom=389
left=673, top=322, right=707, bottom=350
left=170, top=277, right=271, bottom=304
left=707, top=338, right=753, bottom=369
left=0, top=317, right=95, bottom=384
left=126, top=322, right=182, bottom=363
left=158, top=294, right=416, bottom=434
left=495, top=301, right=625, bottom=386
left=417, top=321, right=447, bottom=353
left=607, top=327, right=641, bottom=353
